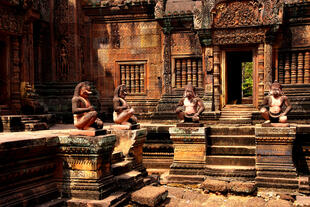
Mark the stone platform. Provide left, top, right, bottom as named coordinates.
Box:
left=255, top=124, right=298, bottom=192
left=168, top=126, right=206, bottom=184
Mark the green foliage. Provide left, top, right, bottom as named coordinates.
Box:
left=242, top=62, right=253, bottom=97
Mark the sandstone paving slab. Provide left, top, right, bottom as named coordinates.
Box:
left=131, top=186, right=168, bottom=207
left=294, top=196, right=310, bottom=207
left=266, top=199, right=293, bottom=207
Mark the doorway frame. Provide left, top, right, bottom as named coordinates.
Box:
left=220, top=47, right=258, bottom=109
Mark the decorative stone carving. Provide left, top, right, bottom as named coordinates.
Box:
left=168, top=127, right=206, bottom=184
left=0, top=8, right=24, bottom=34
left=213, top=0, right=283, bottom=28
left=213, top=28, right=266, bottom=45
left=154, top=0, right=165, bottom=18
left=57, top=39, right=69, bottom=81
left=58, top=134, right=116, bottom=199
left=255, top=125, right=298, bottom=192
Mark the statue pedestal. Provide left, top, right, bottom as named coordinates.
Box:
left=57, top=134, right=116, bottom=199
left=255, top=124, right=298, bottom=192
left=168, top=126, right=206, bottom=184
left=109, top=126, right=147, bottom=173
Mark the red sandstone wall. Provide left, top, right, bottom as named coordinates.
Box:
left=92, top=21, right=162, bottom=114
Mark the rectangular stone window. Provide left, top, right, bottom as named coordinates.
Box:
left=173, top=57, right=203, bottom=88
left=118, top=61, right=146, bottom=94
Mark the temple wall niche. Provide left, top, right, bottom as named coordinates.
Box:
left=93, top=21, right=162, bottom=114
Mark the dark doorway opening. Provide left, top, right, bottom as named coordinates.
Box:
left=0, top=41, right=8, bottom=105
left=226, top=51, right=253, bottom=104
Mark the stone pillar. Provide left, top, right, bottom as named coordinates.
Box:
left=264, top=43, right=272, bottom=92
left=255, top=125, right=298, bottom=192
left=163, top=19, right=172, bottom=94
left=213, top=46, right=221, bottom=111
left=57, top=134, right=116, bottom=199
left=168, top=126, right=206, bottom=184
left=11, top=36, right=21, bottom=113
left=257, top=44, right=265, bottom=104
left=109, top=127, right=147, bottom=173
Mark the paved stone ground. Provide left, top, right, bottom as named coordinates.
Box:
left=160, top=186, right=294, bottom=207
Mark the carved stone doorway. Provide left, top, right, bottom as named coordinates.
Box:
left=222, top=51, right=254, bottom=106
left=0, top=39, right=9, bottom=106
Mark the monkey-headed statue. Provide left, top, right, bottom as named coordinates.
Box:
left=176, top=83, right=205, bottom=123
left=72, top=82, right=103, bottom=130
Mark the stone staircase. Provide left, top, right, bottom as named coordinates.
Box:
left=205, top=125, right=256, bottom=181
left=219, top=104, right=257, bottom=124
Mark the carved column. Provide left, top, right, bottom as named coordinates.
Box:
left=297, top=52, right=304, bottom=84
left=305, top=52, right=310, bottom=84
left=258, top=44, right=265, bottom=104
left=187, top=59, right=192, bottom=85
left=176, top=59, right=181, bottom=88
left=198, top=59, right=203, bottom=88
left=163, top=19, right=172, bottom=94
left=264, top=43, right=272, bottom=91
left=192, top=60, right=197, bottom=87
left=213, top=46, right=221, bottom=110
left=291, top=53, right=297, bottom=84
left=278, top=54, right=284, bottom=84
left=140, top=65, right=144, bottom=93
left=181, top=59, right=187, bottom=87
left=11, top=36, right=21, bottom=112
left=135, top=65, right=139, bottom=93
left=284, top=54, right=291, bottom=84
left=121, top=65, right=126, bottom=85
left=130, top=65, right=135, bottom=93
left=126, top=65, right=130, bottom=91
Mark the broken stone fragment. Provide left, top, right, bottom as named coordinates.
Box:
left=131, top=186, right=168, bottom=207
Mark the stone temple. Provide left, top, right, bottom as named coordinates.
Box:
left=1, top=0, right=310, bottom=206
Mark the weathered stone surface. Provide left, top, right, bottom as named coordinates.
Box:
left=228, top=181, right=256, bottom=194
left=57, top=134, right=117, bottom=199
left=294, top=196, right=310, bottom=207
left=200, top=179, right=228, bottom=193
left=266, top=199, right=293, bottom=207
left=131, top=186, right=168, bottom=207
left=69, top=129, right=107, bottom=136
left=244, top=197, right=267, bottom=207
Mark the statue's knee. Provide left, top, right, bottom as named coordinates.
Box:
left=90, top=111, right=98, bottom=117
left=176, top=108, right=182, bottom=114
left=260, top=108, right=267, bottom=113
left=279, top=116, right=287, bottom=123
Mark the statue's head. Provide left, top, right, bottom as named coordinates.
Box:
left=74, top=82, right=92, bottom=98
left=114, top=84, right=128, bottom=99
left=270, top=80, right=282, bottom=97
left=183, top=83, right=196, bottom=98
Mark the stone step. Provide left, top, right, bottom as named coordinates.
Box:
left=256, top=177, right=299, bottom=189
left=112, top=160, right=133, bottom=176
left=205, top=165, right=256, bottom=178
left=207, top=126, right=255, bottom=135
left=218, top=118, right=252, bottom=124
left=115, top=170, right=144, bottom=191
left=206, top=155, right=255, bottom=166
left=207, top=135, right=255, bottom=146
left=167, top=174, right=205, bottom=184
left=257, top=171, right=297, bottom=178
left=37, top=198, right=67, bottom=207
left=207, top=146, right=256, bottom=155
left=112, top=151, right=125, bottom=164
left=24, top=122, right=48, bottom=131
left=66, top=192, right=129, bottom=207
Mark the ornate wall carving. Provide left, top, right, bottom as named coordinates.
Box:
left=212, top=0, right=283, bottom=28
left=0, top=8, right=24, bottom=34
left=213, top=28, right=267, bottom=45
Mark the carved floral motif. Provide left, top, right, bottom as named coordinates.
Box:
left=213, top=28, right=267, bottom=45
left=212, top=0, right=283, bottom=28
left=0, top=8, right=24, bottom=34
